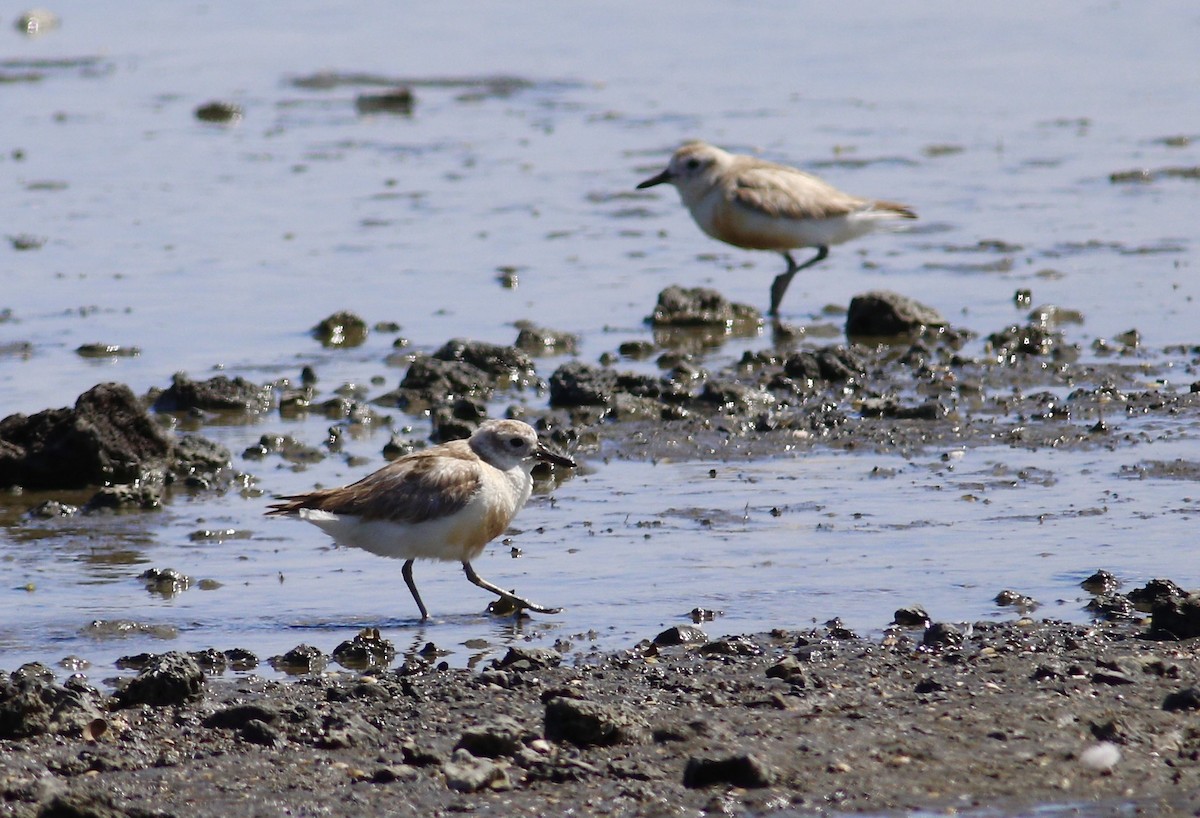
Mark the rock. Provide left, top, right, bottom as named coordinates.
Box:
left=846, top=290, right=946, bottom=336
left=682, top=753, right=777, bottom=789
left=647, top=286, right=761, bottom=327
left=240, top=718, right=284, bottom=747
left=316, top=713, right=381, bottom=749
left=442, top=748, right=511, bottom=792
left=544, top=697, right=650, bottom=747
left=922, top=622, right=964, bottom=648
left=371, top=764, right=418, bottom=783
left=986, top=323, right=1063, bottom=358
left=36, top=792, right=127, bottom=818
left=1086, top=593, right=1137, bottom=621
left=313, top=311, right=368, bottom=348
left=1128, top=579, right=1186, bottom=611
left=492, top=646, right=562, bottom=671
left=331, top=628, right=396, bottom=670
left=194, top=101, right=243, bottom=123
left=893, top=605, right=930, bottom=628
left=202, top=703, right=280, bottom=730
left=514, top=322, right=579, bottom=356
left=355, top=87, right=415, bottom=115
left=548, top=361, right=618, bottom=407
left=140, top=567, right=191, bottom=596
left=782, top=346, right=866, bottom=383
left=269, top=644, right=328, bottom=674
left=433, top=338, right=540, bottom=389
left=995, top=589, right=1038, bottom=610
left=1081, top=569, right=1121, bottom=594
left=765, top=656, right=808, bottom=686
left=455, top=714, right=530, bottom=758
left=430, top=397, right=488, bottom=442
left=115, top=652, right=204, bottom=708
left=914, top=677, right=946, bottom=694
left=152, top=373, right=272, bottom=413
left=699, top=635, right=762, bottom=657
left=0, top=383, right=172, bottom=489
left=653, top=625, right=708, bottom=646
left=389, top=355, right=493, bottom=408
left=0, top=665, right=105, bottom=739
left=1162, top=687, right=1200, bottom=712
left=1149, top=593, right=1200, bottom=640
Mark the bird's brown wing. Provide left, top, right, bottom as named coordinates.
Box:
left=729, top=161, right=860, bottom=221
left=265, top=447, right=483, bottom=524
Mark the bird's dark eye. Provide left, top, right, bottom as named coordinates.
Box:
left=508, top=437, right=524, bottom=448
left=685, top=158, right=700, bottom=170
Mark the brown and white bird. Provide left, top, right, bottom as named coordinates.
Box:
left=637, top=141, right=917, bottom=316
left=266, top=419, right=575, bottom=620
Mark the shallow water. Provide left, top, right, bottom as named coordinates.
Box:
left=3, top=2, right=1200, bottom=681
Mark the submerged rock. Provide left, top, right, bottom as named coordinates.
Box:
left=152, top=373, right=273, bottom=414
left=313, top=311, right=369, bottom=348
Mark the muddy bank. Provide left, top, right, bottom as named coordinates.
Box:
left=5, top=611, right=1200, bottom=817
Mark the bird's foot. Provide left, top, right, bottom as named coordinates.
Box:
left=487, top=593, right=563, bottom=617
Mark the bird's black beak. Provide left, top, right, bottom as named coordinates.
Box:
left=535, top=444, right=576, bottom=469
left=636, top=169, right=672, bottom=189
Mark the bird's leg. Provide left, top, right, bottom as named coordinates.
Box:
left=462, top=562, right=562, bottom=615
left=402, top=559, right=429, bottom=621
left=769, top=246, right=830, bottom=316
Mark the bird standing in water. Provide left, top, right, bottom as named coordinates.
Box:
left=637, top=141, right=917, bottom=316
left=267, top=419, right=575, bottom=620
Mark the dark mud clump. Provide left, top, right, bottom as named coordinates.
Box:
left=845, top=289, right=947, bottom=336
left=312, top=311, right=369, bottom=348
left=0, top=383, right=173, bottom=490
left=0, top=382, right=235, bottom=506
left=6, top=616, right=1200, bottom=816
left=151, top=373, right=274, bottom=414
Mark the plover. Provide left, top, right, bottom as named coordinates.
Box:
left=637, top=141, right=917, bottom=316
left=266, top=419, right=575, bottom=620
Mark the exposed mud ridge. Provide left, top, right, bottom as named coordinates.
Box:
left=5, top=608, right=1200, bottom=817
left=530, top=288, right=1200, bottom=461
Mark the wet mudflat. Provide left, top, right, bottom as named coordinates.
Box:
left=6, top=616, right=1200, bottom=818
left=3, top=2, right=1200, bottom=816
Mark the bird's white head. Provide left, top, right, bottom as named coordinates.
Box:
left=469, top=419, right=576, bottom=473
left=636, top=141, right=730, bottom=203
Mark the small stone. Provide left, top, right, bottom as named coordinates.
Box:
left=203, top=703, right=280, bottom=730
left=1162, top=687, right=1200, bottom=712
left=922, top=622, right=963, bottom=648
left=442, top=748, right=510, bottom=793
left=682, top=753, right=777, bottom=789
left=1080, top=569, right=1120, bottom=594
left=455, top=714, right=529, bottom=758
left=544, top=697, right=650, bottom=747
left=653, top=625, right=708, bottom=646
left=893, top=605, right=930, bottom=627
left=269, top=644, right=328, bottom=674
left=846, top=290, right=946, bottom=336
left=195, top=101, right=243, bottom=123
